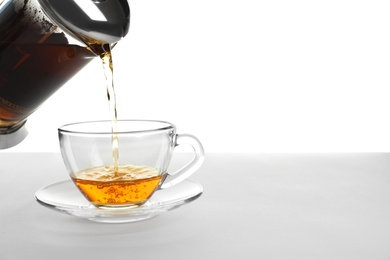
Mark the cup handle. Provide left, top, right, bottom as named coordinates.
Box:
left=160, top=134, right=205, bottom=189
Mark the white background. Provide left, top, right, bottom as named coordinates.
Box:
left=5, top=0, right=390, bottom=153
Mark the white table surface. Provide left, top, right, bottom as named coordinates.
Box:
left=1, top=152, right=390, bottom=260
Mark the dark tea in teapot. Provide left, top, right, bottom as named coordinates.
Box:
left=0, top=0, right=96, bottom=131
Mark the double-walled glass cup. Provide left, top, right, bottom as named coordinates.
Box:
left=58, top=120, right=204, bottom=208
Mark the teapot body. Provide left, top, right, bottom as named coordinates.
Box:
left=0, top=0, right=130, bottom=148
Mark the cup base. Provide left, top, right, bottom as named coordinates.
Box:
left=93, top=203, right=143, bottom=209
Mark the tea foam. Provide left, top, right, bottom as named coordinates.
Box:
left=75, top=165, right=161, bottom=182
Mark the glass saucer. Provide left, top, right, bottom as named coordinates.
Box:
left=35, top=179, right=203, bottom=223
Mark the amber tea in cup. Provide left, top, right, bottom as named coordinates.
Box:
left=58, top=120, right=204, bottom=207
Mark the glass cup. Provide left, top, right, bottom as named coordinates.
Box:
left=58, top=120, right=204, bottom=208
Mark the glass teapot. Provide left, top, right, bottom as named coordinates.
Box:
left=0, top=0, right=130, bottom=148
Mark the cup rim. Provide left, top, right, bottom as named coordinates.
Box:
left=58, top=119, right=175, bottom=135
